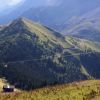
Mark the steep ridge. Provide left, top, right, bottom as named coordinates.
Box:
left=0, top=18, right=99, bottom=90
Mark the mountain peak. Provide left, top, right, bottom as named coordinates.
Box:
left=10, top=17, right=28, bottom=25
left=7, top=17, right=35, bottom=32
left=2, top=18, right=64, bottom=41
left=1, top=17, right=32, bottom=35
left=10, top=17, right=39, bottom=28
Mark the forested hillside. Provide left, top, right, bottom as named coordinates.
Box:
left=0, top=18, right=99, bottom=90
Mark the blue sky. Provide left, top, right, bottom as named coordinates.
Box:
left=0, top=0, right=24, bottom=7
left=0, top=0, right=25, bottom=11
left=0, top=0, right=58, bottom=10
left=0, top=0, right=60, bottom=13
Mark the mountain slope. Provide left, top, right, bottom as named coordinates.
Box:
left=0, top=25, right=6, bottom=31
left=62, top=7, right=100, bottom=42
left=0, top=80, right=100, bottom=100
left=65, top=36, right=100, bottom=52
left=0, top=18, right=100, bottom=90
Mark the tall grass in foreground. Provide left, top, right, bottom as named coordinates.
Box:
left=0, top=80, right=100, bottom=100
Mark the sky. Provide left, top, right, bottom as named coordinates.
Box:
left=0, top=0, right=60, bottom=14
left=0, top=0, right=24, bottom=7
left=46, top=0, right=59, bottom=6
left=0, top=0, right=25, bottom=11
left=0, top=0, right=58, bottom=10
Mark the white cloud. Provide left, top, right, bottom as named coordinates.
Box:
left=8, top=0, right=24, bottom=6
left=0, top=0, right=24, bottom=12
left=0, top=0, right=24, bottom=7
left=0, top=0, right=60, bottom=12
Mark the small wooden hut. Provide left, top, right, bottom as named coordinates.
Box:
left=3, top=85, right=15, bottom=92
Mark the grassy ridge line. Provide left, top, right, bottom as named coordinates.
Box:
left=0, top=80, right=100, bottom=100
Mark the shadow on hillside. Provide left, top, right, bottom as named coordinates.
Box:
left=80, top=52, right=100, bottom=79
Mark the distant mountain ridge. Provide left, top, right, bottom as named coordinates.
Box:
left=62, top=6, right=100, bottom=42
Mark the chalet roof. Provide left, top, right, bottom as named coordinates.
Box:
left=3, top=85, right=14, bottom=89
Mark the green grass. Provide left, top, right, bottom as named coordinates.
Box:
left=65, top=36, right=100, bottom=52
left=22, top=18, right=71, bottom=48
left=0, top=80, right=100, bottom=100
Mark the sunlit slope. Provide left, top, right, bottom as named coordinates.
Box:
left=8, top=17, right=71, bottom=48
left=0, top=78, right=6, bottom=91
left=0, top=80, right=100, bottom=100
left=65, top=36, right=100, bottom=52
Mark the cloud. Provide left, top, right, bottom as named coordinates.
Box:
left=0, top=0, right=60, bottom=12
left=0, top=0, right=24, bottom=12
left=0, top=0, right=24, bottom=7
left=8, top=0, right=24, bottom=6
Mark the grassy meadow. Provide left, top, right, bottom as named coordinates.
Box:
left=0, top=80, right=99, bottom=100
